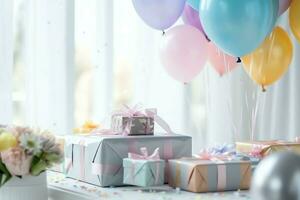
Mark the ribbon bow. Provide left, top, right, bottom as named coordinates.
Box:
left=194, top=144, right=236, bottom=161
left=128, top=147, right=160, bottom=160
left=113, top=104, right=173, bottom=136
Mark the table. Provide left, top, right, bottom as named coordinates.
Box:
left=47, top=172, right=251, bottom=200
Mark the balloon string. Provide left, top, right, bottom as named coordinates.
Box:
left=236, top=57, right=241, bottom=63
left=162, top=30, right=165, bottom=36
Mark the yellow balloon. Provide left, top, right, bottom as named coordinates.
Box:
left=0, top=132, right=18, bottom=152
left=242, top=27, right=293, bottom=90
left=290, top=0, right=300, bottom=43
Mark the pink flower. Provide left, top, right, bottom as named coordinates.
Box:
left=1, top=147, right=33, bottom=176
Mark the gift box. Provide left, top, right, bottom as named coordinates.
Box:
left=111, top=115, right=154, bottom=136
left=123, top=148, right=165, bottom=187
left=168, top=158, right=252, bottom=193
left=236, top=140, right=300, bottom=158
left=65, top=134, right=192, bottom=186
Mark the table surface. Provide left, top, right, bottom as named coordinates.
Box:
left=47, top=172, right=252, bottom=200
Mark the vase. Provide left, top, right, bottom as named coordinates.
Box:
left=0, top=172, right=48, bottom=200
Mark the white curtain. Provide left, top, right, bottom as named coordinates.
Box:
left=0, top=0, right=13, bottom=124
left=204, top=12, right=300, bottom=148
left=3, top=1, right=299, bottom=152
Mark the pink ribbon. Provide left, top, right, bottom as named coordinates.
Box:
left=113, top=104, right=174, bottom=136
left=79, top=140, right=86, bottom=180
left=194, top=152, right=230, bottom=191
left=81, top=104, right=174, bottom=136
left=128, top=147, right=160, bottom=160
left=128, top=147, right=161, bottom=185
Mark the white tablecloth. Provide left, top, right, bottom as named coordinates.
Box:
left=47, top=172, right=251, bottom=200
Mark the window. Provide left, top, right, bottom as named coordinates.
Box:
left=9, top=0, right=207, bottom=151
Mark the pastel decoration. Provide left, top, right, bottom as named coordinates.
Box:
left=182, top=4, right=206, bottom=37
left=199, top=0, right=279, bottom=57
left=208, top=42, right=237, bottom=76
left=132, top=0, right=186, bottom=30
left=242, top=27, right=293, bottom=91
left=289, top=0, right=300, bottom=43
left=278, top=0, right=291, bottom=16
left=187, top=0, right=200, bottom=11
left=160, top=25, right=208, bottom=83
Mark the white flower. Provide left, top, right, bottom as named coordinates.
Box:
left=19, top=133, right=42, bottom=155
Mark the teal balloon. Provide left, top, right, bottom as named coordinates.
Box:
left=187, top=0, right=199, bottom=11
left=199, top=0, right=279, bottom=57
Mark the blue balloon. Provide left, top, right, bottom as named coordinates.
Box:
left=199, top=0, right=279, bottom=57
left=187, top=0, right=200, bottom=11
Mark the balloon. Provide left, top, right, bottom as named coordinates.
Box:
left=199, top=0, right=279, bottom=57
left=181, top=4, right=206, bottom=38
left=242, top=27, right=293, bottom=90
left=289, top=0, right=300, bottom=43
left=186, top=0, right=200, bottom=11
left=208, top=42, right=237, bottom=76
left=251, top=152, right=300, bottom=200
left=132, top=0, right=186, bottom=31
left=278, top=0, right=291, bottom=16
left=160, top=25, right=208, bottom=83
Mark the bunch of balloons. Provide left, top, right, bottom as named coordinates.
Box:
left=132, top=0, right=299, bottom=90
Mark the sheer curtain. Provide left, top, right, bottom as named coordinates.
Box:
left=3, top=1, right=299, bottom=152
left=204, top=12, right=300, bottom=147
left=7, top=0, right=188, bottom=136
left=0, top=0, right=13, bottom=124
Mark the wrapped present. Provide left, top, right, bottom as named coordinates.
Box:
left=123, top=147, right=165, bottom=187
left=168, top=157, right=252, bottom=193
left=65, top=134, right=191, bottom=186
left=236, top=140, right=300, bottom=158
left=111, top=104, right=173, bottom=136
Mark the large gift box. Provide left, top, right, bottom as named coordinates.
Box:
left=65, top=134, right=192, bottom=186
left=236, top=141, right=300, bottom=158
left=168, top=158, right=252, bottom=193
left=123, top=148, right=165, bottom=187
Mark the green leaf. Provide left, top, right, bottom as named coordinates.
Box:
left=0, top=159, right=12, bottom=187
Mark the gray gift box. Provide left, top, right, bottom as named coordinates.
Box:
left=111, top=115, right=154, bottom=135
left=65, top=134, right=192, bottom=187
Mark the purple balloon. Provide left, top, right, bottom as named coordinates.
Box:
left=278, top=0, right=291, bottom=16
left=182, top=4, right=206, bottom=36
left=132, top=0, right=186, bottom=30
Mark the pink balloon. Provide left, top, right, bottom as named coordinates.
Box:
left=278, top=0, right=291, bottom=16
left=208, top=42, right=237, bottom=76
left=160, top=25, right=208, bottom=83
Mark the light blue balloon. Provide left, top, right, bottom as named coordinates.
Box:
left=199, top=0, right=279, bottom=57
left=187, top=0, right=199, bottom=11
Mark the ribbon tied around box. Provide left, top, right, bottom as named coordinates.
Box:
left=128, top=147, right=162, bottom=185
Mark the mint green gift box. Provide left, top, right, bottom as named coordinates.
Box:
left=123, top=158, right=165, bottom=187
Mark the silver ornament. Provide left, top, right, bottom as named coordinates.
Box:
left=251, top=152, right=300, bottom=200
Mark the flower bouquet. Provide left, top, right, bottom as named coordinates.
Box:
left=0, top=125, right=63, bottom=200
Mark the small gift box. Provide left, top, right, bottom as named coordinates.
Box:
left=168, top=156, right=252, bottom=193
left=123, top=147, right=165, bottom=187
left=236, top=140, right=300, bottom=158
left=111, top=105, right=156, bottom=136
